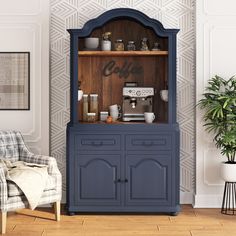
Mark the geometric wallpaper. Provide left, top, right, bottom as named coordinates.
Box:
left=50, top=0, right=195, bottom=201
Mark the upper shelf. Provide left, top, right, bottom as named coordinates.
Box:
left=78, top=51, right=168, bottom=57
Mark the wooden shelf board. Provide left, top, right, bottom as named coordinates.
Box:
left=78, top=121, right=166, bottom=124
left=78, top=51, right=168, bottom=56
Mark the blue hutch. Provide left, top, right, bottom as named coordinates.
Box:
left=67, top=8, right=180, bottom=215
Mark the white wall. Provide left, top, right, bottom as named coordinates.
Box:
left=0, top=0, right=50, bottom=155
left=195, top=0, right=236, bottom=207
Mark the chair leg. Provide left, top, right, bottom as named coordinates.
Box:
left=1, top=211, right=7, bottom=234
left=54, top=201, right=60, bottom=221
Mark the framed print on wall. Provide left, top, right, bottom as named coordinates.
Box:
left=0, top=52, right=30, bottom=110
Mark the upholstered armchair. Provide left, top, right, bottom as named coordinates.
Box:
left=0, top=131, right=62, bottom=234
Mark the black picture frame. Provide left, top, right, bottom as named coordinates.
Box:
left=0, top=52, right=30, bottom=110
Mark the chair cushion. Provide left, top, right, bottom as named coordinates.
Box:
left=7, top=175, right=56, bottom=197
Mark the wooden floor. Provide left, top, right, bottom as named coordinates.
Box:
left=3, top=205, right=236, bottom=236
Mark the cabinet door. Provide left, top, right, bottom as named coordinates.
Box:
left=75, top=154, right=121, bottom=206
left=125, top=154, right=171, bottom=206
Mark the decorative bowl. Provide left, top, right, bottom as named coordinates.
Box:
left=85, top=37, right=99, bottom=49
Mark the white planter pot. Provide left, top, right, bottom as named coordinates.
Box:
left=220, top=162, right=236, bottom=182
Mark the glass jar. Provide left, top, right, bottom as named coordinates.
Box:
left=102, top=32, right=112, bottom=51
left=82, top=94, right=88, bottom=122
left=127, top=41, right=136, bottom=51
left=89, top=94, right=98, bottom=120
left=152, top=42, right=161, bottom=51
left=140, top=37, right=149, bottom=51
left=100, top=111, right=108, bottom=121
left=87, top=113, right=96, bottom=122
left=114, top=39, right=124, bottom=51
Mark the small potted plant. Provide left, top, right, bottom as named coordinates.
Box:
left=198, top=75, right=236, bottom=182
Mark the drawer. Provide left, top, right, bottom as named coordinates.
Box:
left=125, top=134, right=171, bottom=151
left=75, top=134, right=121, bottom=151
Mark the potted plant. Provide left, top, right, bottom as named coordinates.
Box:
left=198, top=75, right=236, bottom=182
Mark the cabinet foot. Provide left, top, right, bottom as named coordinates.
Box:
left=170, top=212, right=178, bottom=216
left=68, top=212, right=76, bottom=216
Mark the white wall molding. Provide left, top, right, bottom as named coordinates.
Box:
left=194, top=194, right=223, bottom=208
left=204, top=0, right=236, bottom=16
left=196, top=0, right=236, bottom=208
left=180, top=192, right=194, bottom=204
left=0, top=0, right=42, bottom=16
left=0, top=0, right=49, bottom=155
left=203, top=23, right=236, bottom=80
left=203, top=148, right=224, bottom=187
left=0, top=23, right=42, bottom=143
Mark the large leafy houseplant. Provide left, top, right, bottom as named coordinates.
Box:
left=198, top=75, right=236, bottom=163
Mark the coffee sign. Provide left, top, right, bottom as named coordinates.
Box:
left=102, top=60, right=143, bottom=79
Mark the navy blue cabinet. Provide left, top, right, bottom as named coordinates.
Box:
left=75, top=154, right=121, bottom=206
left=125, top=154, right=172, bottom=206
left=67, top=8, right=180, bottom=214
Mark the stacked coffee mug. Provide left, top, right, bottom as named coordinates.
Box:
left=144, top=112, right=155, bottom=123
left=109, top=104, right=121, bottom=121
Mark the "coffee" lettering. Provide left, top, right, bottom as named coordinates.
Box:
left=102, top=60, right=143, bottom=79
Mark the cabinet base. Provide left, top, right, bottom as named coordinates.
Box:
left=68, top=212, right=76, bottom=216
left=170, top=212, right=179, bottom=216
left=67, top=205, right=181, bottom=214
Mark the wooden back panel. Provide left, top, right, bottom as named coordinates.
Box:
left=78, top=55, right=168, bottom=122
left=78, top=19, right=168, bottom=51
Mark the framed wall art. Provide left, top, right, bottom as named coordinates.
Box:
left=0, top=52, right=30, bottom=110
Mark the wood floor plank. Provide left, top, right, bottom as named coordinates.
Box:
left=191, top=230, right=234, bottom=236
left=5, top=232, right=42, bottom=236
left=83, top=231, right=191, bottom=236
left=7, top=212, right=36, bottom=223
left=13, top=224, right=83, bottom=231
left=3, top=205, right=236, bottom=236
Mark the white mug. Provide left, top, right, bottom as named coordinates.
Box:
left=109, top=104, right=121, bottom=121
left=78, top=90, right=83, bottom=101
left=144, top=112, right=155, bottom=123
left=160, top=90, right=168, bottom=102
left=110, top=111, right=121, bottom=121
left=109, top=104, right=121, bottom=112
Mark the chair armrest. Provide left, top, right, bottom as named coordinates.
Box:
left=20, top=153, right=59, bottom=175
left=0, top=164, right=8, bottom=209
left=19, top=146, right=59, bottom=174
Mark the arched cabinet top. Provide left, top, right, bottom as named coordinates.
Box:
left=67, top=8, right=179, bottom=37
left=67, top=7, right=179, bottom=125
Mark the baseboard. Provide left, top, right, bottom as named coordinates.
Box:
left=180, top=191, right=194, bottom=204
left=194, top=194, right=223, bottom=208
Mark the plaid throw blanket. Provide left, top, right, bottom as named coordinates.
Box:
left=0, top=159, right=48, bottom=210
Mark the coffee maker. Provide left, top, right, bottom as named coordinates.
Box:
left=122, top=84, right=154, bottom=121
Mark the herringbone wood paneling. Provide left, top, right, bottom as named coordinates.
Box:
left=50, top=0, right=195, bottom=201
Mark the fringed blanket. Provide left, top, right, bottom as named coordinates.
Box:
left=0, top=160, right=48, bottom=210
